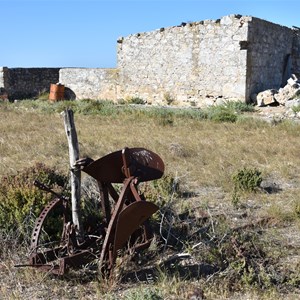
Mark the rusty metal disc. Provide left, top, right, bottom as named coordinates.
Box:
left=113, top=201, right=159, bottom=252
left=82, top=148, right=164, bottom=183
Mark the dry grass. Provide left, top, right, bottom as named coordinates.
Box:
left=0, top=101, right=300, bottom=299
left=2, top=105, right=300, bottom=195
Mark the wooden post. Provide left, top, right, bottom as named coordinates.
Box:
left=61, top=109, right=83, bottom=236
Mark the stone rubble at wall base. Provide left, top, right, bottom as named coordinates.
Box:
left=252, top=74, right=300, bottom=108
left=250, top=74, right=300, bottom=122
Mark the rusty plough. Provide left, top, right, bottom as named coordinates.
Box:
left=24, top=147, right=164, bottom=276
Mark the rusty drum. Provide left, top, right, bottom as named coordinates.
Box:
left=49, top=83, right=65, bottom=101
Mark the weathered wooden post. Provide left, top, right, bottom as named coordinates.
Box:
left=61, top=109, right=83, bottom=237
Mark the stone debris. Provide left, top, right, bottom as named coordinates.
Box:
left=251, top=75, right=300, bottom=122
left=275, top=74, right=300, bottom=105
left=254, top=89, right=278, bottom=107
left=254, top=74, right=300, bottom=108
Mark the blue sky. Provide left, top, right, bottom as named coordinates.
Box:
left=1, top=0, right=299, bottom=68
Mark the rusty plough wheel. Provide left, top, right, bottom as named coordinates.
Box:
left=25, top=147, right=164, bottom=276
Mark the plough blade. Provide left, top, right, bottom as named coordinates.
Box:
left=114, top=201, right=159, bottom=251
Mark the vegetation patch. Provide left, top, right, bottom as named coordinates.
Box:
left=202, top=101, right=255, bottom=123
left=0, top=99, right=299, bottom=299
left=0, top=163, right=68, bottom=239
left=232, top=167, right=262, bottom=192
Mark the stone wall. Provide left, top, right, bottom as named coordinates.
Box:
left=0, top=67, right=8, bottom=100
left=0, top=67, right=6, bottom=88
left=292, top=29, right=300, bottom=77
left=246, top=18, right=297, bottom=99
left=117, top=15, right=300, bottom=106
left=59, top=68, right=118, bottom=100
left=1, top=67, right=60, bottom=100
left=2, top=15, right=300, bottom=105
left=117, top=15, right=250, bottom=106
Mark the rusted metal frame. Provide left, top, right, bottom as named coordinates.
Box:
left=106, top=177, right=156, bottom=265
left=109, top=178, right=158, bottom=271
left=29, top=248, right=95, bottom=275
left=24, top=147, right=165, bottom=276
left=29, top=237, right=101, bottom=275
left=59, top=249, right=96, bottom=273
left=29, top=191, right=73, bottom=273
left=97, top=181, right=111, bottom=225
left=16, top=263, right=63, bottom=275
left=30, top=198, right=66, bottom=253
left=33, top=180, right=69, bottom=201
left=29, top=246, right=64, bottom=265
left=121, top=147, right=131, bottom=178
left=98, top=177, right=134, bottom=270
left=129, top=179, right=154, bottom=249
left=107, top=183, right=120, bottom=202
left=129, top=178, right=142, bottom=202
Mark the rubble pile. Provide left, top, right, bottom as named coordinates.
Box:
left=250, top=75, right=300, bottom=121
left=252, top=74, right=300, bottom=108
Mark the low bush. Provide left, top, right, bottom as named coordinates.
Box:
left=232, top=167, right=262, bottom=192
left=203, top=101, right=254, bottom=123
left=205, top=105, right=238, bottom=123
left=0, top=163, right=68, bottom=238
left=224, top=100, right=255, bottom=113
left=126, top=97, right=146, bottom=105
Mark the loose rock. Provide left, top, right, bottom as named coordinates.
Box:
left=256, top=89, right=278, bottom=107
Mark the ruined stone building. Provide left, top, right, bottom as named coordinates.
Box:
left=1, top=15, right=300, bottom=106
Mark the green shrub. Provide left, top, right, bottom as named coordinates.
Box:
left=126, top=97, right=146, bottom=105
left=74, top=99, right=116, bottom=115
left=0, top=163, right=68, bottom=236
left=203, top=101, right=254, bottom=123
left=224, top=100, right=255, bottom=113
left=205, top=105, right=238, bottom=123
left=232, top=167, right=262, bottom=192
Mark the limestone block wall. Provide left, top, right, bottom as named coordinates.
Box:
left=59, top=68, right=118, bottom=100
left=246, top=18, right=298, bottom=98
left=0, top=67, right=8, bottom=100
left=117, top=15, right=250, bottom=106
left=2, top=67, right=60, bottom=100
left=0, top=67, right=6, bottom=88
